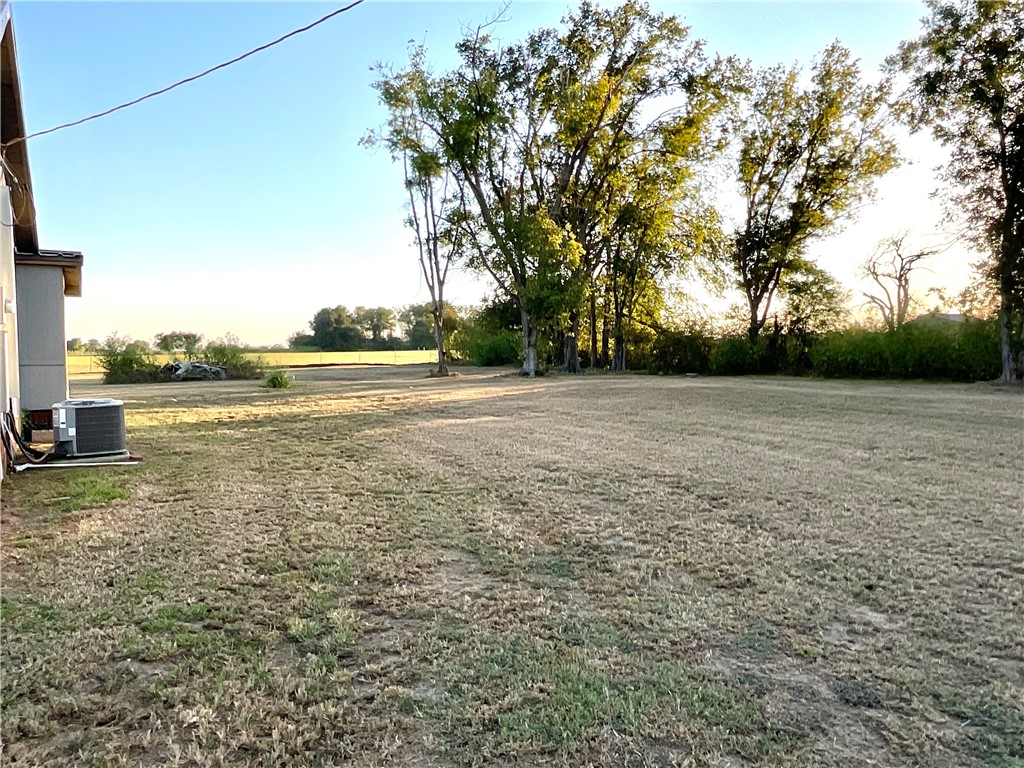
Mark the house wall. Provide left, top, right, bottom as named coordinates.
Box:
left=15, top=264, right=67, bottom=411
left=1, top=184, right=19, bottom=481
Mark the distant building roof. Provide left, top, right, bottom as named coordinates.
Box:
left=908, top=312, right=966, bottom=326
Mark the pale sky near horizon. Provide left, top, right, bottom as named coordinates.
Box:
left=11, top=0, right=976, bottom=346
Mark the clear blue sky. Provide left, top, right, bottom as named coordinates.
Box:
left=11, top=1, right=963, bottom=345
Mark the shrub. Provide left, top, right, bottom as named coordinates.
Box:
left=452, top=325, right=521, bottom=367
left=98, top=335, right=160, bottom=384
left=617, top=326, right=658, bottom=372
left=709, top=337, right=747, bottom=375
left=809, top=320, right=1000, bottom=381
left=263, top=370, right=292, bottom=389
left=709, top=337, right=763, bottom=375
left=783, top=331, right=819, bottom=375
left=810, top=328, right=884, bottom=378
left=288, top=332, right=316, bottom=350
left=649, top=330, right=714, bottom=374
left=202, top=344, right=265, bottom=380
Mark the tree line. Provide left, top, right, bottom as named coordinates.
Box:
left=288, top=303, right=460, bottom=352
left=68, top=332, right=270, bottom=357
left=361, top=0, right=1022, bottom=381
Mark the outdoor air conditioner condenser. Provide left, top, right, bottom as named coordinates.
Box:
left=52, top=398, right=127, bottom=458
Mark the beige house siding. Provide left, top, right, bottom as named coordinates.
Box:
left=16, top=264, right=68, bottom=411
left=1, top=184, right=20, bottom=482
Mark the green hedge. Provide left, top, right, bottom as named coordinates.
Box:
left=641, top=320, right=1000, bottom=381
left=649, top=330, right=715, bottom=375
left=809, top=321, right=1000, bottom=381
left=452, top=327, right=521, bottom=367
left=709, top=337, right=776, bottom=376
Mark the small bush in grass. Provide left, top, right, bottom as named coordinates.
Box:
left=202, top=344, right=265, bottom=380
left=98, top=335, right=160, bottom=384
left=263, top=370, right=292, bottom=389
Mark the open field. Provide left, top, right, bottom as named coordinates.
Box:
left=1, top=368, right=1022, bottom=767
left=66, top=350, right=437, bottom=376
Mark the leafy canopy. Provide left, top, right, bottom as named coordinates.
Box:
left=732, top=42, right=899, bottom=340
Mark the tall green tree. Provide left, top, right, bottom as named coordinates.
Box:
left=778, top=264, right=849, bottom=369
left=602, top=157, right=728, bottom=371
left=399, top=302, right=459, bottom=351
left=309, top=306, right=365, bottom=351
left=731, top=43, right=899, bottom=343
left=369, top=48, right=464, bottom=375
left=154, top=332, right=203, bottom=360
left=602, top=166, right=675, bottom=371
left=893, top=0, right=1024, bottom=382
left=353, top=306, right=397, bottom=344
left=374, top=1, right=733, bottom=375
left=518, top=2, right=735, bottom=372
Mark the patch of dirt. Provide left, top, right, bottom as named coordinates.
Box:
left=822, top=621, right=863, bottom=648
left=134, top=659, right=175, bottom=683
left=361, top=623, right=409, bottom=654
left=266, top=643, right=300, bottom=671
left=851, top=605, right=899, bottom=630
left=706, top=649, right=893, bottom=767
left=426, top=546, right=505, bottom=598
left=410, top=681, right=444, bottom=702
left=83, top=658, right=175, bottom=690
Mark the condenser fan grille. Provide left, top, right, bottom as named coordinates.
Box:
left=73, top=405, right=126, bottom=455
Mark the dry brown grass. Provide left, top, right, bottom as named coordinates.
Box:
left=1, top=366, right=1022, bottom=767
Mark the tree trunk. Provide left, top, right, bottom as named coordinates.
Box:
left=612, top=334, right=626, bottom=372
left=561, top=313, right=582, bottom=373
left=999, top=294, right=1015, bottom=383
left=769, top=314, right=782, bottom=351
left=600, top=311, right=609, bottom=368
left=521, top=307, right=538, bottom=377
left=747, top=306, right=761, bottom=345
left=1018, top=311, right=1024, bottom=381
left=589, top=293, right=598, bottom=370
left=432, top=313, right=448, bottom=376
left=561, top=335, right=582, bottom=373
left=611, top=298, right=627, bottom=372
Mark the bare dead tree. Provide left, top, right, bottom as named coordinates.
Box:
left=861, top=234, right=940, bottom=331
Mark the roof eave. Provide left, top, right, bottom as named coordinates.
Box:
left=14, top=249, right=85, bottom=297
left=1, top=1, right=40, bottom=255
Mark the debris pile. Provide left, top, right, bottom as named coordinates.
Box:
left=159, top=361, right=227, bottom=381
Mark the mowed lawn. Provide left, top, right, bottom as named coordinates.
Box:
left=1, top=367, right=1022, bottom=767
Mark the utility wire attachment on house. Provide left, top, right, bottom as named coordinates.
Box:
left=0, top=0, right=366, bottom=150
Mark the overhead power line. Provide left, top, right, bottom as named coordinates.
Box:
left=0, top=0, right=366, bottom=150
